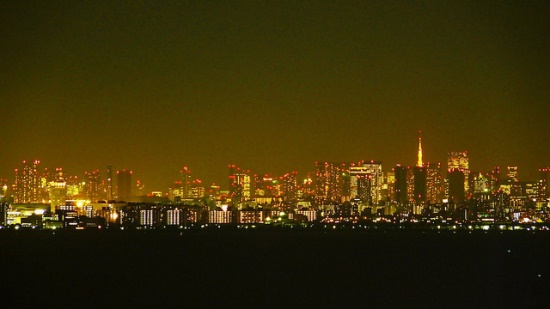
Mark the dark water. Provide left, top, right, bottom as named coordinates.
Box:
left=1, top=229, right=548, bottom=308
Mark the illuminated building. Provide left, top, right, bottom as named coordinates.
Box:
left=413, top=166, right=427, bottom=203
left=506, top=166, right=519, bottom=183
left=473, top=173, right=491, bottom=194
left=447, top=151, right=470, bottom=197
left=85, top=170, right=101, bottom=202
left=315, top=162, right=347, bottom=204
left=14, top=160, right=40, bottom=203
left=38, top=168, right=51, bottom=202
left=425, top=162, right=443, bottom=203
left=48, top=180, right=67, bottom=212
left=300, top=175, right=315, bottom=199
left=180, top=166, right=192, bottom=199
left=383, top=171, right=395, bottom=202
left=209, top=208, right=233, bottom=224
left=228, top=165, right=251, bottom=206
left=255, top=175, right=282, bottom=204
left=393, top=165, right=408, bottom=205
left=448, top=168, right=465, bottom=203
left=65, top=175, right=81, bottom=199
left=349, top=161, right=383, bottom=205
left=165, top=207, right=184, bottom=226
left=538, top=168, right=550, bottom=200
left=52, top=168, right=66, bottom=182
left=140, top=207, right=160, bottom=227
left=253, top=174, right=280, bottom=202
left=187, top=179, right=205, bottom=199
left=169, top=181, right=183, bottom=202
left=407, top=167, right=415, bottom=202
left=282, top=172, right=298, bottom=205
left=0, top=179, right=8, bottom=202
left=504, top=167, right=522, bottom=196
left=208, top=183, right=221, bottom=200
left=0, top=203, right=9, bottom=226
left=239, top=210, right=264, bottom=223
left=295, top=210, right=317, bottom=222
left=106, top=164, right=114, bottom=201
left=522, top=182, right=537, bottom=201
left=161, top=206, right=201, bottom=226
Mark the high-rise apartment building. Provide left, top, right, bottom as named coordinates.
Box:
left=282, top=172, right=298, bottom=205
left=315, top=162, right=347, bottom=204
left=14, top=160, right=40, bottom=203
left=85, top=170, right=101, bottom=202
left=106, top=164, right=114, bottom=201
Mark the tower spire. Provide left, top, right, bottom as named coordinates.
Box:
left=417, top=130, right=423, bottom=167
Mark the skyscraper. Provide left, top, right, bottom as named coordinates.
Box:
left=282, top=172, right=298, bottom=205
left=448, top=168, right=465, bottom=203
left=413, top=166, right=427, bottom=203
left=48, top=180, right=67, bottom=211
left=506, top=166, right=519, bottom=183
left=394, top=165, right=408, bottom=205
left=228, top=164, right=251, bottom=206
left=107, top=164, right=114, bottom=201
left=448, top=151, right=470, bottom=197
left=180, top=166, right=192, bottom=199
left=426, top=162, right=443, bottom=203
left=85, top=170, right=101, bottom=202
left=315, top=162, right=347, bottom=204
left=349, top=161, right=383, bottom=205
left=117, top=169, right=133, bottom=201
left=538, top=168, right=550, bottom=200
left=14, top=160, right=40, bottom=203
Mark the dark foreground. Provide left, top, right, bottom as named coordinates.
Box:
left=1, top=229, right=549, bottom=308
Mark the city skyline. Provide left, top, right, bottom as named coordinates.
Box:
left=1, top=1, right=548, bottom=191
left=3, top=131, right=550, bottom=194
left=5, top=142, right=550, bottom=202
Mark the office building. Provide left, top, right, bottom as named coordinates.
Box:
left=349, top=161, right=383, bottom=205
left=394, top=165, right=408, bottom=204
left=426, top=162, right=443, bottom=203
left=448, top=168, right=465, bottom=203
left=117, top=169, right=133, bottom=201
left=448, top=151, right=470, bottom=197
left=228, top=165, right=251, bottom=206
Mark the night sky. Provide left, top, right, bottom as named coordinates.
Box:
left=1, top=1, right=548, bottom=191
